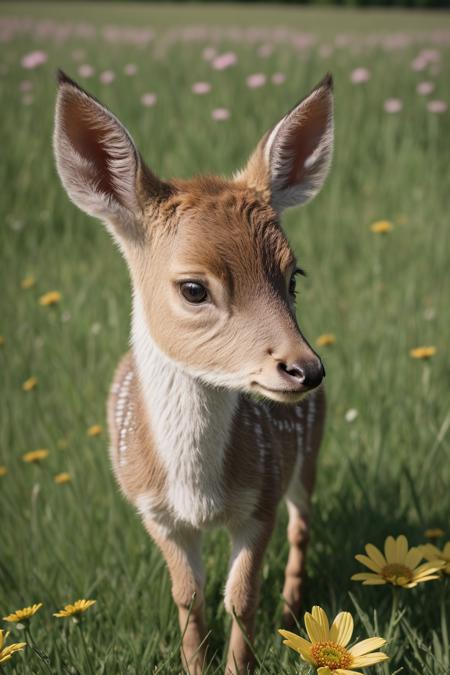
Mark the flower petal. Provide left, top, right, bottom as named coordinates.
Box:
left=405, top=547, right=424, bottom=569
left=304, top=612, right=327, bottom=643
left=395, top=535, right=408, bottom=563
left=352, top=652, right=389, bottom=667
left=365, top=544, right=387, bottom=568
left=278, top=630, right=313, bottom=660
left=318, top=669, right=332, bottom=675
left=329, top=612, right=353, bottom=646
left=349, top=637, right=387, bottom=657
left=351, top=573, right=386, bottom=585
left=355, top=554, right=382, bottom=573
left=311, top=606, right=330, bottom=637
left=384, top=536, right=396, bottom=563
left=414, top=561, right=445, bottom=577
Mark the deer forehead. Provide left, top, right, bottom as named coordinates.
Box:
left=146, top=178, right=296, bottom=291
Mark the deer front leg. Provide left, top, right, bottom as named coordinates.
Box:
left=145, top=520, right=206, bottom=674
left=224, top=518, right=274, bottom=674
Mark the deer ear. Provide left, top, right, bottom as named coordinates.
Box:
left=53, top=70, right=167, bottom=240
left=237, top=74, right=334, bottom=213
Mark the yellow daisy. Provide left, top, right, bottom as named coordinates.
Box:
left=22, top=449, right=49, bottom=463
left=351, top=535, right=445, bottom=588
left=0, top=466, right=7, bottom=477
left=54, top=599, right=96, bottom=618
left=424, top=528, right=445, bottom=539
left=0, top=629, right=26, bottom=664
left=3, top=603, right=43, bottom=623
left=54, top=472, right=71, bottom=485
left=21, top=275, right=36, bottom=289
left=279, top=606, right=388, bottom=674
left=87, top=424, right=102, bottom=437
left=409, top=346, right=436, bottom=360
left=370, top=220, right=393, bottom=234
left=421, top=542, right=450, bottom=574
left=22, top=376, right=38, bottom=391
left=39, top=291, right=61, bottom=306
left=316, top=333, right=336, bottom=347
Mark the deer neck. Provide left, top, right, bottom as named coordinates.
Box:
left=131, top=290, right=238, bottom=527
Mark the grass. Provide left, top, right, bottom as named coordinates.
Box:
left=0, top=2, right=449, bottom=674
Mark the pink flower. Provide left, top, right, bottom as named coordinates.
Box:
left=271, top=72, right=286, bottom=85
left=246, top=73, right=266, bottom=89
left=416, top=81, right=434, bottom=96
left=212, top=52, right=237, bottom=71
left=202, top=47, right=216, bottom=61
left=191, top=82, right=211, bottom=95
left=78, top=64, right=94, bottom=78
left=384, top=98, right=403, bottom=113
left=351, top=67, right=370, bottom=84
left=19, top=80, right=33, bottom=92
left=211, top=108, right=230, bottom=121
left=141, top=93, right=157, bottom=107
left=427, top=100, right=447, bottom=113
left=124, top=64, right=137, bottom=76
left=411, top=57, right=427, bottom=72
left=257, top=44, right=273, bottom=58
left=21, top=50, right=47, bottom=70
left=100, top=70, right=115, bottom=84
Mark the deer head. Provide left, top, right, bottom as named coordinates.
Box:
left=54, top=71, right=334, bottom=402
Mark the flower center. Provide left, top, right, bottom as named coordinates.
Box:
left=382, top=563, right=413, bottom=584
left=311, top=641, right=353, bottom=669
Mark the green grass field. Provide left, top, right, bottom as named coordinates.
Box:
left=1, top=3, right=449, bottom=673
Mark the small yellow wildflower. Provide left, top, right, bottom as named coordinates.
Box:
left=370, top=220, right=393, bottom=234
left=87, top=424, right=102, bottom=437
left=410, top=346, right=436, bottom=360
left=0, top=629, right=26, bottom=665
left=316, top=334, right=336, bottom=347
left=425, top=528, right=445, bottom=539
left=421, top=542, right=450, bottom=574
left=22, top=449, right=49, bottom=463
left=21, top=275, right=36, bottom=289
left=54, top=472, right=71, bottom=485
left=279, top=605, right=388, bottom=674
left=54, top=599, right=96, bottom=618
left=3, top=603, right=43, bottom=623
left=0, top=466, right=7, bottom=477
left=351, top=534, right=445, bottom=588
left=39, top=291, right=61, bottom=306
left=22, top=376, right=38, bottom=391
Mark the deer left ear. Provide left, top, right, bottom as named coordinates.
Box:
left=237, top=74, right=334, bottom=213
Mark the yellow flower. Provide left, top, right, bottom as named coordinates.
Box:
left=21, top=275, right=36, bottom=289
left=410, top=346, right=436, bottom=360
left=22, top=449, right=49, bottom=463
left=0, top=466, right=7, bottom=477
left=370, top=220, right=393, bottom=234
left=351, top=535, right=445, bottom=588
left=54, top=599, right=96, bottom=618
left=316, top=333, right=336, bottom=347
left=279, top=606, right=388, bottom=674
left=421, top=542, right=450, bottom=574
left=0, top=629, right=26, bottom=665
left=424, top=528, right=445, bottom=539
left=87, top=424, right=102, bottom=437
left=22, top=376, right=38, bottom=391
left=3, top=603, right=43, bottom=623
left=39, top=291, right=61, bottom=306
left=54, top=472, right=71, bottom=484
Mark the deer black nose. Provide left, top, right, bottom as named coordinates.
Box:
left=277, top=359, right=325, bottom=390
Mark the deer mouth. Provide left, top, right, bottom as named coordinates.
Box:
left=251, top=382, right=306, bottom=403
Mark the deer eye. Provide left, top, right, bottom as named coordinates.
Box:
left=180, top=281, right=208, bottom=304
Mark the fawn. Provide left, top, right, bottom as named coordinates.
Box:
left=54, top=70, right=334, bottom=673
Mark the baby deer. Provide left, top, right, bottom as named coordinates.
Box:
left=54, top=70, right=334, bottom=673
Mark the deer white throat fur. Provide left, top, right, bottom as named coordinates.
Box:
left=53, top=68, right=334, bottom=674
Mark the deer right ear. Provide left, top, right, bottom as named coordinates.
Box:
left=53, top=70, right=167, bottom=240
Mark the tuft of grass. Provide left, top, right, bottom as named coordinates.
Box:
left=1, top=3, right=449, bottom=673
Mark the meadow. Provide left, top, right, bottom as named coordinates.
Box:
left=0, top=2, right=449, bottom=673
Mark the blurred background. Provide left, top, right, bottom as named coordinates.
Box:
left=1, top=2, right=449, bottom=674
